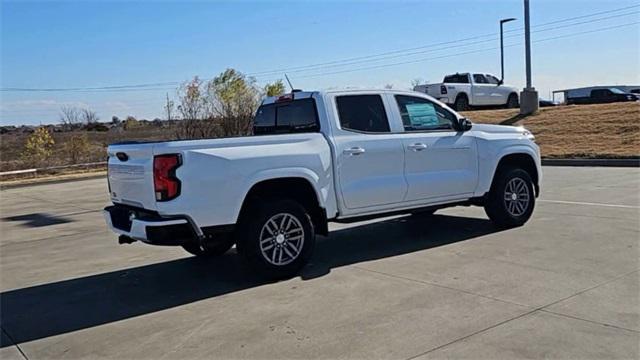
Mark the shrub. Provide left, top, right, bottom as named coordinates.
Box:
left=63, top=133, right=91, bottom=164
left=21, top=127, right=55, bottom=167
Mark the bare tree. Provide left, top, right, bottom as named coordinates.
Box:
left=164, top=93, right=175, bottom=121
left=410, top=78, right=424, bottom=89
left=60, top=106, right=82, bottom=130
left=175, top=77, right=214, bottom=139
left=81, top=108, right=99, bottom=123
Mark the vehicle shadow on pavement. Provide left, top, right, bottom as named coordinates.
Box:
left=0, top=213, right=503, bottom=347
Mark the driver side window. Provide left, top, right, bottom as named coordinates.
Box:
left=395, top=95, right=457, bottom=131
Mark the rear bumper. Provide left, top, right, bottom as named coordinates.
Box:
left=103, top=205, right=198, bottom=246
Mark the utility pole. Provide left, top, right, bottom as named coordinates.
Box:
left=500, top=18, right=516, bottom=84
left=520, top=0, right=539, bottom=114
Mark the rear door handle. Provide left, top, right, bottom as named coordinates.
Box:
left=408, top=143, right=428, bottom=151
left=343, top=147, right=366, bottom=156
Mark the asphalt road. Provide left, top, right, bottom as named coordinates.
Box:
left=0, top=167, right=638, bottom=359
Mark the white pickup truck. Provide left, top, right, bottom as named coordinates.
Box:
left=413, top=73, right=520, bottom=111
left=104, top=89, right=540, bottom=278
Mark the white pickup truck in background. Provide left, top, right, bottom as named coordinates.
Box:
left=104, top=89, right=540, bottom=278
left=414, top=73, right=520, bottom=111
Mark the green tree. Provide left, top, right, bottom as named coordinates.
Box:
left=207, top=69, right=261, bottom=137
left=264, top=80, right=286, bottom=97
left=22, top=127, right=55, bottom=167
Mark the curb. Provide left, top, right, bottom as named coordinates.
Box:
left=0, top=173, right=106, bottom=190
left=542, top=158, right=640, bottom=167
left=1, top=158, right=638, bottom=190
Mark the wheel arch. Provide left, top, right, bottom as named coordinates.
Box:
left=238, top=176, right=329, bottom=236
left=490, top=152, right=540, bottom=196
left=455, top=92, right=469, bottom=102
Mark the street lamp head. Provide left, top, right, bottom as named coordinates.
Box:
left=500, top=17, right=517, bottom=24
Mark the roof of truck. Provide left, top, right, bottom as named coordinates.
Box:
left=261, top=88, right=426, bottom=105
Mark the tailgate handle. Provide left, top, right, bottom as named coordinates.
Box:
left=116, top=152, right=129, bottom=161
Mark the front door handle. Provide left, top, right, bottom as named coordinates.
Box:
left=408, top=143, right=428, bottom=151
left=343, top=147, right=366, bottom=156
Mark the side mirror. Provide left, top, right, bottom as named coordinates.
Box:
left=497, top=79, right=504, bottom=86
left=459, top=118, right=473, bottom=131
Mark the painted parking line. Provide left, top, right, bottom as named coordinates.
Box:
left=539, top=199, right=640, bottom=209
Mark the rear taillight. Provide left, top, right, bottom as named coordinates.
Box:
left=153, top=154, right=181, bottom=201
left=440, top=85, right=448, bottom=95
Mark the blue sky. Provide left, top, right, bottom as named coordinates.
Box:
left=1, top=0, right=639, bottom=125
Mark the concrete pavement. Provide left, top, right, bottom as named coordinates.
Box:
left=0, top=167, right=638, bottom=359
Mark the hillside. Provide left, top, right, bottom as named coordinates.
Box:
left=461, top=102, right=640, bottom=158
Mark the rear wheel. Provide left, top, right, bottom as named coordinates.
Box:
left=484, top=168, right=535, bottom=228
left=507, top=93, right=519, bottom=108
left=182, top=237, right=234, bottom=257
left=236, top=199, right=315, bottom=279
left=454, top=95, right=470, bottom=111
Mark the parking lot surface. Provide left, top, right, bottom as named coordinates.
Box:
left=1, top=166, right=638, bottom=359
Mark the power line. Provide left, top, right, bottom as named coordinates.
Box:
left=256, top=10, right=639, bottom=77
left=2, top=20, right=637, bottom=122
left=284, top=21, right=640, bottom=80
left=247, top=4, right=640, bottom=77
left=2, top=4, right=638, bottom=93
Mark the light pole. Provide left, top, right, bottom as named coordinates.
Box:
left=520, top=0, right=539, bottom=114
left=500, top=18, right=516, bottom=84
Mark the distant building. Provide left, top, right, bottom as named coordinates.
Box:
left=553, top=85, right=640, bottom=103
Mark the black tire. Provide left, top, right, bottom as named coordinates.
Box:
left=412, top=209, right=436, bottom=217
left=507, top=93, right=519, bottom=108
left=454, top=94, right=470, bottom=111
left=484, top=167, right=535, bottom=228
left=182, top=237, right=234, bottom=257
left=236, top=199, right=315, bottom=279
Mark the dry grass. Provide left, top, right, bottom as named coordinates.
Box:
left=0, top=126, right=174, bottom=172
left=461, top=102, right=640, bottom=158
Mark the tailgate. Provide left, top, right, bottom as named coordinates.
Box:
left=107, top=143, right=157, bottom=210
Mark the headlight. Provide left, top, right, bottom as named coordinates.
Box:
left=523, top=129, right=535, bottom=141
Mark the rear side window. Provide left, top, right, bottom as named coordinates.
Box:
left=253, top=98, right=319, bottom=135
left=336, top=95, right=390, bottom=133
left=443, top=74, right=469, bottom=84
left=591, top=89, right=611, bottom=98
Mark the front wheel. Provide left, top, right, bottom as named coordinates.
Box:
left=236, top=199, right=315, bottom=279
left=484, top=168, right=535, bottom=228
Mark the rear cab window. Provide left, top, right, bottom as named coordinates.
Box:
left=336, top=95, right=390, bottom=133
left=443, top=74, right=469, bottom=84
left=253, top=98, right=319, bottom=135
